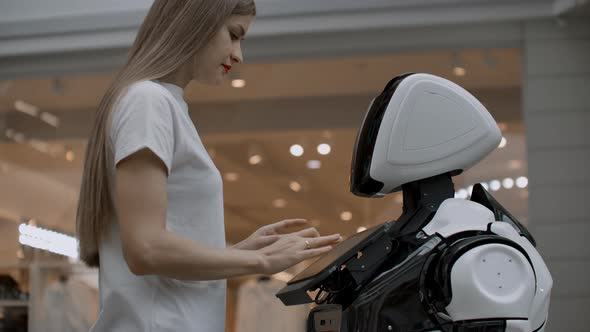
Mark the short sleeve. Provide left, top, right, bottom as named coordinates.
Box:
left=109, top=82, right=175, bottom=174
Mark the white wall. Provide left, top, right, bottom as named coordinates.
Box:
left=523, top=18, right=590, bottom=332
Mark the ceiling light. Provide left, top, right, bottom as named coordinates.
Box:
left=65, top=150, right=75, bottom=162
left=516, top=176, right=528, bottom=188
left=340, top=211, right=352, bottom=221
left=357, top=226, right=367, bottom=233
left=272, top=199, right=287, bottom=208
left=489, top=180, right=501, bottom=191
left=317, top=143, right=331, bottom=155
left=306, top=160, right=321, bottom=169
left=453, top=66, right=466, bottom=77
left=289, top=181, right=302, bottom=192
left=231, top=79, right=246, bottom=88
left=224, top=172, right=239, bottom=182
left=498, top=137, right=507, bottom=148
left=249, top=154, right=262, bottom=165
left=502, top=178, right=514, bottom=189
left=40, top=112, right=60, bottom=128
left=455, top=189, right=468, bottom=199
left=290, top=144, right=304, bottom=157
left=451, top=52, right=467, bottom=77
left=14, top=100, right=39, bottom=117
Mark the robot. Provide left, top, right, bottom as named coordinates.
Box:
left=276, top=73, right=553, bottom=332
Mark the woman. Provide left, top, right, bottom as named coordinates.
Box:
left=75, top=0, right=342, bottom=331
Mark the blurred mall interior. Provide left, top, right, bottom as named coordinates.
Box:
left=0, top=1, right=589, bottom=331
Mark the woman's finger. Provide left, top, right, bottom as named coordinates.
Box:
left=300, top=245, right=333, bottom=260
left=305, top=234, right=341, bottom=249
left=271, top=219, right=308, bottom=234
left=292, top=227, right=320, bottom=238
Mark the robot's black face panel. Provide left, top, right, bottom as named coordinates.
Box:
left=350, top=73, right=415, bottom=197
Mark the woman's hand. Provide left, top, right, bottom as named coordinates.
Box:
left=232, top=218, right=317, bottom=251
left=256, top=233, right=342, bottom=275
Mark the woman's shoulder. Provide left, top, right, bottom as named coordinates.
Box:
left=123, top=80, right=174, bottom=103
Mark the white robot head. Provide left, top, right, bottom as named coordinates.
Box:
left=351, top=73, right=501, bottom=197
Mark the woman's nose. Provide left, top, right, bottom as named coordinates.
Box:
left=231, top=46, right=243, bottom=64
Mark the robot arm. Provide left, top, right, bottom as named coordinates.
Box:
left=432, top=237, right=537, bottom=332
left=422, top=197, right=552, bottom=332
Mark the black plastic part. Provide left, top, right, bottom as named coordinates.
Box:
left=307, top=304, right=343, bottom=332
left=346, top=238, right=440, bottom=332
left=350, top=73, right=415, bottom=198
left=454, top=319, right=507, bottom=331
left=389, top=173, right=456, bottom=237
left=470, top=184, right=537, bottom=247
left=276, top=223, right=392, bottom=306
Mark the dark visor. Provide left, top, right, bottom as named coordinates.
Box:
left=350, top=73, right=415, bottom=197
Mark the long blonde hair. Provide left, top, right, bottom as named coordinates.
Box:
left=76, top=0, right=256, bottom=267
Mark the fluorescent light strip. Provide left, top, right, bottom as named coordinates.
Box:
left=40, top=112, right=60, bottom=128
left=14, top=100, right=39, bottom=117
left=18, top=223, right=79, bottom=259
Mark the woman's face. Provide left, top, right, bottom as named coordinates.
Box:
left=191, top=15, right=254, bottom=85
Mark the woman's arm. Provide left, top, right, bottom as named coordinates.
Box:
left=115, top=148, right=337, bottom=280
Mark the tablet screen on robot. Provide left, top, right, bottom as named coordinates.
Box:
left=288, top=223, right=387, bottom=284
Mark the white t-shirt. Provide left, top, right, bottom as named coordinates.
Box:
left=89, top=80, right=227, bottom=332
left=235, top=278, right=309, bottom=332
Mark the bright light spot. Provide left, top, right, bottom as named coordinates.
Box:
left=453, top=67, right=466, bottom=76
left=502, top=178, right=514, bottom=189
left=307, top=160, right=321, bottom=169
left=498, top=137, right=507, bottom=148
left=289, top=181, right=302, bottom=192
left=231, top=79, right=246, bottom=88
left=66, top=150, right=75, bottom=162
left=481, top=182, right=489, bottom=191
left=224, top=172, right=239, bottom=182
left=272, top=199, right=287, bottom=208
left=18, top=223, right=79, bottom=259
left=357, top=226, right=367, bottom=233
left=340, top=211, right=352, bottom=221
left=249, top=154, right=262, bottom=165
left=516, top=176, right=529, bottom=188
left=290, top=144, right=304, bottom=157
left=455, top=189, right=468, bottom=199
left=14, top=100, right=39, bottom=117
left=317, top=143, right=331, bottom=155
left=490, top=180, right=501, bottom=191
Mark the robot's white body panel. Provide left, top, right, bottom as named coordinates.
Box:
left=423, top=199, right=553, bottom=331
